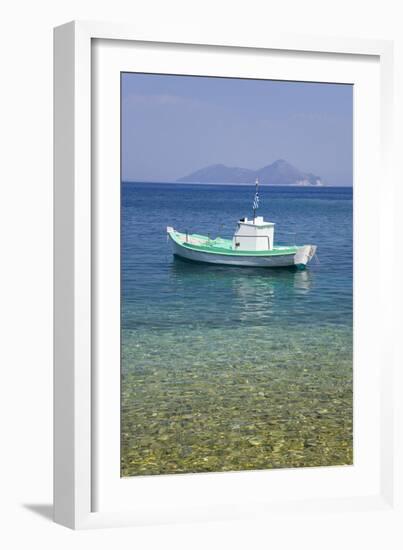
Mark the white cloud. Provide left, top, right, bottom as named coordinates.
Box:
left=124, top=93, right=205, bottom=108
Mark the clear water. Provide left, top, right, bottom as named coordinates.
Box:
left=121, top=182, right=353, bottom=476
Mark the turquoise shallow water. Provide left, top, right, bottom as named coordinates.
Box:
left=121, top=182, right=353, bottom=476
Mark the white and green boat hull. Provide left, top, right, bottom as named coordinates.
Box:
left=167, top=228, right=316, bottom=268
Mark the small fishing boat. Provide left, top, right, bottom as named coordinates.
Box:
left=167, top=179, right=317, bottom=268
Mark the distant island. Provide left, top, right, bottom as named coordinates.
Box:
left=177, top=159, right=323, bottom=186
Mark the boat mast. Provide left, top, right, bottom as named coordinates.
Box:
left=253, top=177, right=259, bottom=223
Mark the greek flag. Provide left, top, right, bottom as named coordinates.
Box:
left=253, top=191, right=259, bottom=211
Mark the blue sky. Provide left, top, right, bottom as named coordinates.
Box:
left=122, top=73, right=353, bottom=186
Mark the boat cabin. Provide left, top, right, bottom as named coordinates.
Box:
left=232, top=216, right=275, bottom=251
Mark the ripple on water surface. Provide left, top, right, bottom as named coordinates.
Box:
left=121, top=183, right=353, bottom=476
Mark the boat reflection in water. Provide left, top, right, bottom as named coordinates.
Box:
left=170, top=256, right=314, bottom=325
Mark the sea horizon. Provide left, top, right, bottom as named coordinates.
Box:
left=122, top=180, right=353, bottom=188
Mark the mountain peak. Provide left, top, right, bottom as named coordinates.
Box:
left=177, top=160, right=323, bottom=186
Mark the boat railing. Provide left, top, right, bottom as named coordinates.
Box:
left=181, top=229, right=298, bottom=247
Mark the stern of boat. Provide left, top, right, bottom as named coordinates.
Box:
left=294, top=245, right=317, bottom=268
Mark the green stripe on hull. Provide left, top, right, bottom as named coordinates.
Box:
left=169, top=231, right=298, bottom=257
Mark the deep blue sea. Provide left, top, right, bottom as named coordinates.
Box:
left=121, top=182, right=353, bottom=476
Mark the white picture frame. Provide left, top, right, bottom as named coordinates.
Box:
left=54, top=20, right=400, bottom=531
